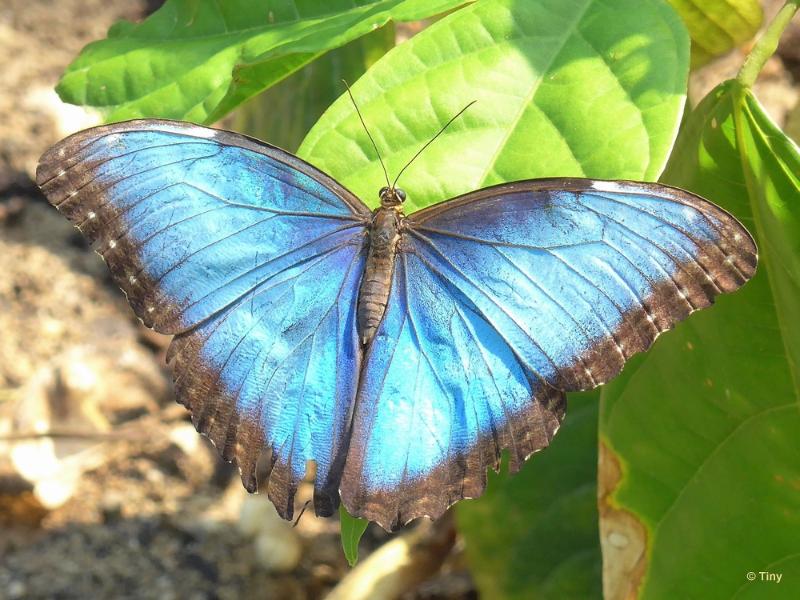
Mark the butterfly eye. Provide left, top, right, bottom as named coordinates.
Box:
left=378, top=186, right=389, bottom=198
left=396, top=188, right=407, bottom=202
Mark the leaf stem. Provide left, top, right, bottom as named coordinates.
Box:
left=737, top=1, right=799, bottom=88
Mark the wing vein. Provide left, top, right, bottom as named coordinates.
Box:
left=579, top=196, right=721, bottom=298
left=402, top=255, right=451, bottom=459
left=407, top=230, right=556, bottom=387
left=450, top=301, right=515, bottom=468
left=492, top=245, right=599, bottom=383
left=595, top=192, right=747, bottom=281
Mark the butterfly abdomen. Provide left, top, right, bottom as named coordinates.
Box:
left=358, top=207, right=403, bottom=346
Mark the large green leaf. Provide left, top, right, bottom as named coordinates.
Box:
left=599, top=80, right=800, bottom=599
left=457, top=392, right=602, bottom=600
left=298, top=0, right=689, bottom=592
left=56, top=0, right=470, bottom=124
left=233, top=24, right=395, bottom=152
left=666, top=0, right=762, bottom=67
left=299, top=0, right=689, bottom=212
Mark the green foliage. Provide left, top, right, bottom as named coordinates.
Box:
left=666, top=0, right=762, bottom=67
left=56, top=0, right=469, bottom=123
left=736, top=89, right=800, bottom=358
left=234, top=24, right=396, bottom=152
left=599, top=77, right=800, bottom=600
left=339, top=505, right=370, bottom=567
left=457, top=392, right=602, bottom=599
left=299, top=0, right=688, bottom=211
left=53, top=0, right=800, bottom=589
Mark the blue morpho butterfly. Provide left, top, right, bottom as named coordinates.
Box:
left=37, top=95, right=757, bottom=531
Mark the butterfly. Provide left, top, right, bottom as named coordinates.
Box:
left=36, top=116, right=757, bottom=531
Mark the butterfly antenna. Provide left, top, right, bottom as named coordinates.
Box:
left=392, top=100, right=477, bottom=190
left=342, top=80, right=392, bottom=190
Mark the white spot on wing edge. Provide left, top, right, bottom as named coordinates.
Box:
left=108, top=240, right=117, bottom=249
left=124, top=122, right=217, bottom=140
left=187, top=127, right=217, bottom=139
left=589, top=180, right=629, bottom=194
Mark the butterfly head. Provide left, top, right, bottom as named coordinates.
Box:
left=379, top=186, right=406, bottom=208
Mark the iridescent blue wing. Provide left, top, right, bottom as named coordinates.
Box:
left=167, top=241, right=365, bottom=517
left=341, top=178, right=756, bottom=529
left=341, top=249, right=566, bottom=530
left=36, top=120, right=370, bottom=517
left=37, top=120, right=370, bottom=333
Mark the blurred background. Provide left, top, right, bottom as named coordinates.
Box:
left=1, top=1, right=798, bottom=599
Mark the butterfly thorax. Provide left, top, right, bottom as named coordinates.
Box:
left=358, top=205, right=404, bottom=346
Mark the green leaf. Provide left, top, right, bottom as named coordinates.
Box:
left=599, top=79, right=800, bottom=599
left=56, top=0, right=471, bottom=124
left=666, top=0, right=763, bottom=67
left=785, top=101, right=800, bottom=145
left=736, top=86, right=800, bottom=373
left=457, top=392, right=602, bottom=600
left=233, top=24, right=395, bottom=153
left=299, top=0, right=689, bottom=212
left=339, top=504, right=369, bottom=567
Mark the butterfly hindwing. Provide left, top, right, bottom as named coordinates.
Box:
left=406, top=178, right=757, bottom=392
left=341, top=248, right=566, bottom=530
left=37, top=120, right=371, bottom=517
left=167, top=240, right=366, bottom=518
